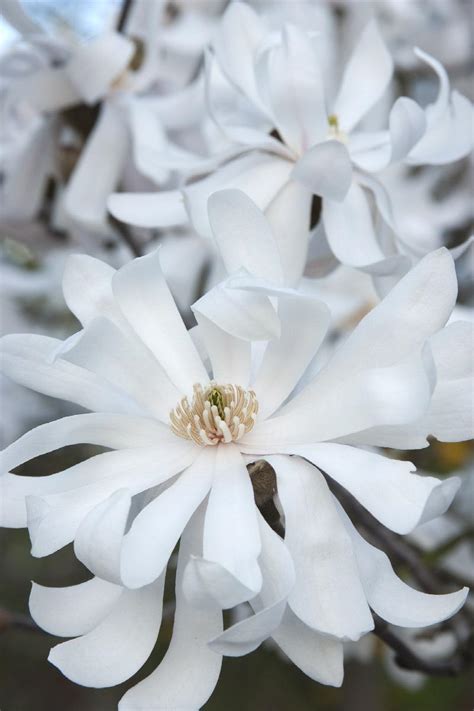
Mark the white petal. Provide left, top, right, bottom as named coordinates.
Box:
left=193, top=281, right=281, bottom=342
left=242, top=345, right=434, bottom=446
left=202, top=443, right=261, bottom=604
left=107, top=190, right=187, bottom=228
left=64, top=102, right=128, bottom=232
left=120, top=450, right=214, bottom=588
left=184, top=152, right=293, bottom=239
left=195, top=312, right=251, bottom=387
left=333, top=20, right=393, bottom=132
left=337, top=501, right=469, bottom=627
left=209, top=512, right=295, bottom=656
left=288, top=444, right=461, bottom=534
left=259, top=24, right=327, bottom=153
left=424, top=321, right=474, bottom=441
left=349, top=320, right=474, bottom=449
left=1, top=412, right=168, bottom=474
left=49, top=577, right=164, bottom=688
left=323, top=181, right=386, bottom=267
left=30, top=577, right=122, bottom=637
left=350, top=98, right=427, bottom=172
left=129, top=99, right=170, bottom=184
left=59, top=317, right=180, bottom=421
left=264, top=179, right=313, bottom=287
left=208, top=189, right=284, bottom=284
left=269, top=455, right=373, bottom=641
left=112, top=249, right=208, bottom=393
left=212, top=1, right=265, bottom=109
left=66, top=33, right=134, bottom=105
left=253, top=294, right=330, bottom=420
left=0, top=333, right=142, bottom=416
left=12, top=67, right=79, bottom=112
left=62, top=254, right=119, bottom=327
left=74, top=489, right=132, bottom=585
left=2, top=0, right=43, bottom=33
left=17, top=442, right=195, bottom=550
left=293, top=140, right=353, bottom=201
left=409, top=90, right=473, bottom=165
left=273, top=608, right=343, bottom=686
left=119, top=505, right=222, bottom=711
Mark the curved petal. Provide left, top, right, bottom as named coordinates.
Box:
left=323, top=181, right=386, bottom=267
left=58, top=317, right=180, bottom=421
left=112, top=249, right=208, bottom=394
left=333, top=20, right=393, bottom=132
left=268, top=455, right=373, bottom=641
left=212, top=1, right=265, bottom=110
left=119, top=449, right=214, bottom=588
left=202, top=443, right=261, bottom=604
left=193, top=281, right=281, bottom=342
left=64, top=102, right=128, bottom=232
left=347, top=320, right=474, bottom=448
left=252, top=294, right=330, bottom=420
left=194, top=312, right=251, bottom=387
left=0, top=333, right=143, bottom=416
left=30, top=577, right=122, bottom=638
left=259, top=24, right=327, bottom=153
left=107, top=190, right=188, bottom=228
left=350, top=98, right=427, bottom=172
left=129, top=99, right=170, bottom=184
left=119, top=505, right=222, bottom=711
left=287, top=444, right=461, bottom=534
left=62, top=254, right=120, bottom=327
left=264, top=179, right=312, bottom=287
left=49, top=577, right=164, bottom=688
left=337, top=501, right=469, bottom=627
left=241, top=345, right=434, bottom=446
left=209, top=512, right=295, bottom=656
left=6, top=441, right=194, bottom=541
left=66, top=33, right=134, bottom=104
left=273, top=608, right=343, bottom=686
left=183, top=153, right=293, bottom=239
left=293, top=140, right=353, bottom=202
left=208, top=189, right=284, bottom=285
left=1, top=412, right=169, bottom=474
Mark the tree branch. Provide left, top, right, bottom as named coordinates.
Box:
left=373, top=614, right=472, bottom=677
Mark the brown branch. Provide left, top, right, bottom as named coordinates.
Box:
left=116, top=0, right=133, bottom=33
left=373, top=614, right=472, bottom=677
left=0, top=608, right=46, bottom=634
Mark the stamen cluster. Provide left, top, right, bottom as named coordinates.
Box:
left=170, top=382, right=258, bottom=445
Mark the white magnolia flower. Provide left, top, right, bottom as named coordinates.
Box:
left=0, top=0, right=206, bottom=232
left=109, top=2, right=473, bottom=282
left=0, top=242, right=471, bottom=707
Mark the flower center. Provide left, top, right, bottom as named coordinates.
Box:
left=327, top=114, right=348, bottom=143
left=170, top=382, right=258, bottom=446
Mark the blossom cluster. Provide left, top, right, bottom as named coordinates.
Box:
left=0, top=1, right=472, bottom=709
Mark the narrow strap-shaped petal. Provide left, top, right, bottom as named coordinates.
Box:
left=1, top=412, right=170, bottom=474
left=108, top=190, right=188, bottom=228
left=293, top=140, right=353, bottom=202
left=119, top=505, right=223, bottom=710
left=285, top=444, right=461, bottom=535
left=333, top=19, right=393, bottom=132
left=273, top=608, right=344, bottom=687
left=112, top=249, right=208, bottom=394
left=336, top=499, right=468, bottom=627
left=209, top=512, right=295, bottom=656
left=48, top=576, right=164, bottom=688
left=268, top=455, right=373, bottom=641
left=30, top=577, right=122, bottom=638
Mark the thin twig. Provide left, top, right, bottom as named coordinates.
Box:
left=0, top=608, right=45, bottom=634
left=116, top=0, right=133, bottom=33
left=373, top=614, right=472, bottom=677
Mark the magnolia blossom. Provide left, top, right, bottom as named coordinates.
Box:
left=0, top=0, right=207, bottom=232
left=108, top=2, right=472, bottom=284
left=0, top=237, right=471, bottom=707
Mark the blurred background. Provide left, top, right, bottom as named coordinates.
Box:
left=0, top=1, right=473, bottom=709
